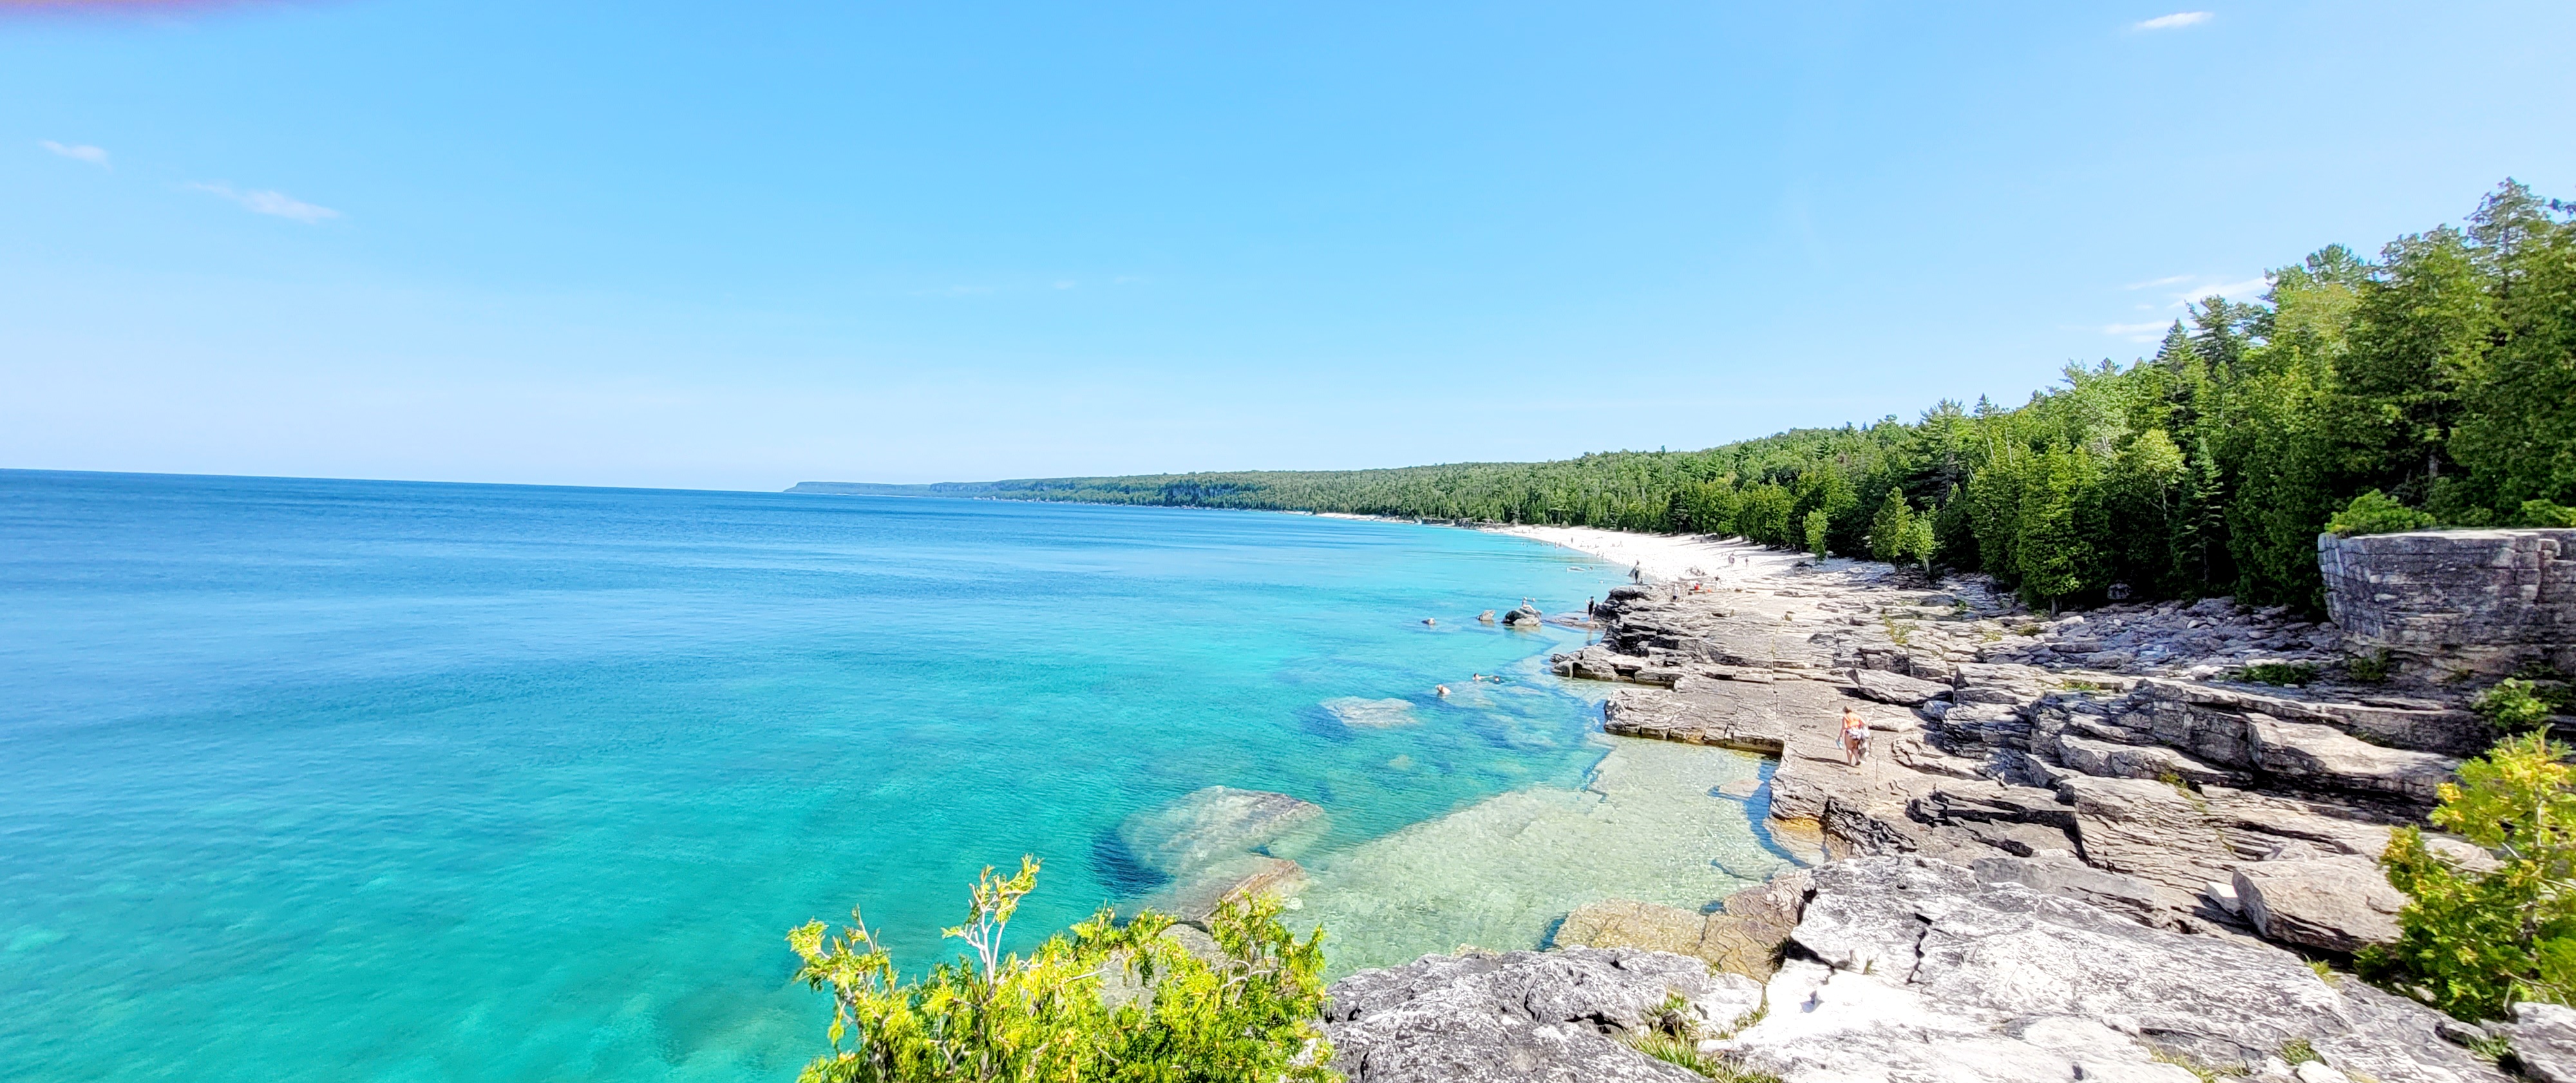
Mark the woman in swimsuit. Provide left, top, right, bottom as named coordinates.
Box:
left=1840, top=706, right=1870, bottom=768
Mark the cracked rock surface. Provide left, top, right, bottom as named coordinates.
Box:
left=1558, top=557, right=2501, bottom=954
left=1321, top=946, right=1762, bottom=1083
left=1329, top=858, right=2506, bottom=1083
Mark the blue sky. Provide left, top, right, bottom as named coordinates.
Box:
left=5, top=1, right=2572, bottom=490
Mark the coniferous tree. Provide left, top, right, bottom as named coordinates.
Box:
left=925, top=182, right=2576, bottom=617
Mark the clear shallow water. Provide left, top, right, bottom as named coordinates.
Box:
left=0, top=469, right=1672, bottom=1082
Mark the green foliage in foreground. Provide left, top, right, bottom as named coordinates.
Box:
left=923, top=182, right=2576, bottom=614
left=2362, top=732, right=2576, bottom=1019
left=788, top=858, right=1335, bottom=1083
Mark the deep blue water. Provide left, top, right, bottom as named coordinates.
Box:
left=0, top=470, right=1632, bottom=1082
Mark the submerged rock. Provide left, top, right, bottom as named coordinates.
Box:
left=1554, top=898, right=1707, bottom=959
left=1322, top=696, right=1419, bottom=730
left=1115, top=786, right=1327, bottom=876
left=1294, top=739, right=1784, bottom=977
left=1556, top=871, right=1815, bottom=981
left=1139, top=854, right=1309, bottom=924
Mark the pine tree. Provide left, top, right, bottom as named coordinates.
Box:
left=2014, top=446, right=2096, bottom=609
left=1868, top=491, right=1915, bottom=563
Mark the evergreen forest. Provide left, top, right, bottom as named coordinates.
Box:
left=935, top=182, right=2576, bottom=613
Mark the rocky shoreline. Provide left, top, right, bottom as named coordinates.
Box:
left=1306, top=529, right=2573, bottom=1082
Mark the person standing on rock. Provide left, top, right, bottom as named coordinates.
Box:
left=1839, top=706, right=1870, bottom=767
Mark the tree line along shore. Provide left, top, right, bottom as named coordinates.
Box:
left=820, top=181, right=2576, bottom=616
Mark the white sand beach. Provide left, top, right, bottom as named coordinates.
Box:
left=1483, top=525, right=1808, bottom=586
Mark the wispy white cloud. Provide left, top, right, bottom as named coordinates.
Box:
left=41, top=140, right=110, bottom=167
left=187, top=182, right=341, bottom=223
left=2128, top=274, right=2270, bottom=308
left=2174, top=277, right=2268, bottom=304
left=2132, top=11, right=2213, bottom=30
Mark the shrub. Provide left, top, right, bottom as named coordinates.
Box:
left=1620, top=994, right=1781, bottom=1082
left=2360, top=732, right=2576, bottom=1019
left=2473, top=679, right=2557, bottom=730
left=788, top=857, right=1336, bottom=1083
left=2326, top=490, right=2438, bottom=537
left=2239, top=662, right=2320, bottom=686
left=1801, top=509, right=1830, bottom=557
left=2345, top=650, right=2393, bottom=684
left=2512, top=500, right=2576, bottom=528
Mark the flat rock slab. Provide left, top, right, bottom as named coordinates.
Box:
left=2243, top=713, right=2459, bottom=804
left=1604, top=681, right=1940, bottom=842
left=1969, top=854, right=2196, bottom=930
left=1323, top=946, right=1763, bottom=1083
left=2057, top=775, right=2239, bottom=892
left=2232, top=856, right=2405, bottom=954
left=1732, top=856, right=2503, bottom=1083
left=1554, top=898, right=1707, bottom=959
left=1556, top=872, right=1815, bottom=980
left=1848, top=667, right=1953, bottom=705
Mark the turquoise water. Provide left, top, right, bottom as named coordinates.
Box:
left=0, top=470, right=1637, bottom=1082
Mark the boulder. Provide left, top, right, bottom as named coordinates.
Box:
left=2320, top=527, right=2576, bottom=679
left=1502, top=604, right=1545, bottom=627
left=2506, top=1001, right=2576, bottom=1083
left=2231, top=856, right=2407, bottom=954
left=1847, top=667, right=1953, bottom=706
left=1322, top=947, right=1765, bottom=1083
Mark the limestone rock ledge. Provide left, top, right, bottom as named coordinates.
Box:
left=2507, top=1001, right=2576, bottom=1083
left=1323, top=946, right=1762, bottom=1083
left=1327, top=856, right=2508, bottom=1083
